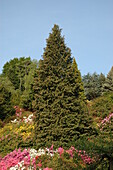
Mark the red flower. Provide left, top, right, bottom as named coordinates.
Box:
left=35, top=155, right=39, bottom=160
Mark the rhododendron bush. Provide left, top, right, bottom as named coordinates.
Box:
left=0, top=146, right=94, bottom=170
left=0, top=109, right=113, bottom=169
left=0, top=111, right=35, bottom=157
left=74, top=113, right=113, bottom=170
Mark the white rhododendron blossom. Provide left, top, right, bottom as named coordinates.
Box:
left=29, top=148, right=38, bottom=158
left=11, top=114, right=34, bottom=124
left=11, top=119, right=17, bottom=123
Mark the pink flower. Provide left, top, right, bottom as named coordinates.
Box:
left=43, top=167, right=53, bottom=170
left=71, top=146, right=75, bottom=151
left=37, top=161, right=42, bottom=167
left=66, top=149, right=73, bottom=157
left=24, top=156, right=30, bottom=166
left=66, top=146, right=75, bottom=158
left=58, top=147, right=64, bottom=156
left=32, top=158, right=36, bottom=165
left=49, top=144, right=53, bottom=151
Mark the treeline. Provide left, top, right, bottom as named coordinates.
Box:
left=0, top=57, right=38, bottom=120
left=82, top=68, right=113, bottom=100
left=0, top=57, right=113, bottom=121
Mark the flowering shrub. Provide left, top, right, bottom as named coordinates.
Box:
left=0, top=112, right=35, bottom=157
left=0, top=148, right=30, bottom=170
left=0, top=145, right=95, bottom=170
left=76, top=149, right=94, bottom=164
left=99, top=113, right=113, bottom=130
left=2, top=109, right=110, bottom=169
left=14, top=123, right=34, bottom=140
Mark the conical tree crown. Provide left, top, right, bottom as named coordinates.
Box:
left=72, top=58, right=85, bottom=101
left=103, top=66, right=113, bottom=92
left=34, top=25, right=93, bottom=149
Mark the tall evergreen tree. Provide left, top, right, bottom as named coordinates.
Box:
left=34, top=25, right=94, bottom=149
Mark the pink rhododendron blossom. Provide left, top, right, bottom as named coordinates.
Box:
left=58, top=147, right=64, bottom=156
left=99, top=113, right=113, bottom=130
left=37, top=161, right=42, bottom=167
left=0, top=148, right=29, bottom=169
left=43, top=167, right=53, bottom=170
left=49, top=144, right=53, bottom=151
left=66, top=146, right=75, bottom=158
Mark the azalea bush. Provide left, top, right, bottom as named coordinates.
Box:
left=0, top=145, right=95, bottom=170
left=0, top=111, right=35, bottom=157
left=0, top=107, right=113, bottom=169
left=74, top=113, right=113, bottom=170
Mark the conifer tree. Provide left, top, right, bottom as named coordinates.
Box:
left=103, top=66, right=113, bottom=93
left=34, top=25, right=94, bottom=148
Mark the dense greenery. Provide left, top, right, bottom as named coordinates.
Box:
left=33, top=24, right=94, bottom=149
left=0, top=76, right=15, bottom=120
left=103, top=66, right=113, bottom=93
left=87, top=92, right=113, bottom=119
left=0, top=24, right=113, bottom=169
left=82, top=72, right=106, bottom=100
left=1, top=57, right=38, bottom=115
left=3, top=57, right=31, bottom=91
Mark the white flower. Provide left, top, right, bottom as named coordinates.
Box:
left=23, top=114, right=33, bottom=123
left=10, top=167, right=18, bottom=170
left=37, top=148, right=45, bottom=156
left=28, top=114, right=33, bottom=119
left=29, top=148, right=38, bottom=158
left=11, top=119, right=17, bottom=123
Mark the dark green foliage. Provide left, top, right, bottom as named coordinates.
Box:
left=82, top=72, right=105, bottom=100
left=0, top=76, right=15, bottom=121
left=2, top=57, right=38, bottom=110
left=20, top=60, right=38, bottom=110
left=2, top=57, right=32, bottom=91
left=34, top=24, right=94, bottom=149
left=75, top=114, right=113, bottom=170
left=88, top=92, right=113, bottom=119
left=103, top=66, right=113, bottom=93
left=0, top=133, right=33, bottom=157
left=2, top=58, right=20, bottom=90
left=72, top=58, right=86, bottom=101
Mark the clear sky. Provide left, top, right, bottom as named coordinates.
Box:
left=0, top=0, right=113, bottom=76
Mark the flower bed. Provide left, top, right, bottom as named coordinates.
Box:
left=0, top=145, right=94, bottom=170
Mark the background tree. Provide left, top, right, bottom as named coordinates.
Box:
left=82, top=72, right=105, bottom=100
left=103, top=66, right=113, bottom=93
left=20, top=60, right=38, bottom=110
left=34, top=24, right=94, bottom=149
left=98, top=73, right=106, bottom=95
left=0, top=76, right=15, bottom=121
left=2, top=57, right=32, bottom=91
left=2, top=58, right=20, bottom=89
left=2, top=57, right=38, bottom=108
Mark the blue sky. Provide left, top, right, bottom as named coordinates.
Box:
left=0, top=0, right=113, bottom=76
